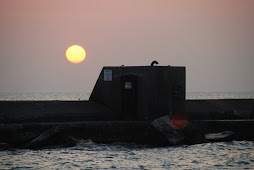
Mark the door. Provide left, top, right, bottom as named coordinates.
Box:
left=121, top=75, right=137, bottom=120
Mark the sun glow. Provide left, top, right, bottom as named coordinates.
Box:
left=66, top=45, right=86, bottom=64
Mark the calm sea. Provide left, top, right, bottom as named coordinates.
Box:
left=0, top=92, right=254, bottom=169
left=0, top=91, right=254, bottom=101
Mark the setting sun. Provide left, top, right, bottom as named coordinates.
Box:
left=66, top=45, right=86, bottom=64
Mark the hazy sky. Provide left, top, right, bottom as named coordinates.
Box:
left=1, top=0, right=254, bottom=93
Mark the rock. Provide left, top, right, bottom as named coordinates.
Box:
left=182, top=123, right=207, bottom=145
left=63, top=136, right=78, bottom=147
left=145, top=115, right=185, bottom=146
left=23, top=126, right=64, bottom=149
left=0, top=143, right=13, bottom=151
left=205, top=131, right=234, bottom=142
left=145, top=115, right=207, bottom=146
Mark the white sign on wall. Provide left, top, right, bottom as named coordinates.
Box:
left=125, top=82, right=132, bottom=89
left=104, top=70, right=112, bottom=81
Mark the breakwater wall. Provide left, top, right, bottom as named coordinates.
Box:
left=186, top=99, right=254, bottom=119
left=1, top=120, right=254, bottom=149
left=0, top=99, right=254, bottom=149
left=0, top=99, right=253, bottom=123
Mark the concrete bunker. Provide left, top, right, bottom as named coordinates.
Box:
left=89, top=65, right=186, bottom=121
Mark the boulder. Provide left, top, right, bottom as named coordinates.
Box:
left=182, top=122, right=207, bottom=145
left=62, top=136, right=79, bottom=147
left=205, top=131, right=234, bottom=142
left=145, top=115, right=207, bottom=146
left=23, top=126, right=64, bottom=149
left=0, top=143, right=13, bottom=151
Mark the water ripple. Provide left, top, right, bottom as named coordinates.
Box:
left=1, top=140, right=254, bottom=169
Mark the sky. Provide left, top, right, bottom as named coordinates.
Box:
left=0, top=0, right=254, bottom=93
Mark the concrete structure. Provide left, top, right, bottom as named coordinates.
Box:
left=0, top=65, right=185, bottom=124
left=1, top=65, right=254, bottom=149
left=90, top=66, right=185, bottom=121
left=0, top=101, right=116, bottom=124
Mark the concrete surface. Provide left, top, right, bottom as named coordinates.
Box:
left=0, top=101, right=116, bottom=124
left=0, top=99, right=254, bottom=148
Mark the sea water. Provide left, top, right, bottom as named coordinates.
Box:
left=0, top=141, right=254, bottom=169
left=0, top=91, right=254, bottom=101
left=0, top=92, right=254, bottom=169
